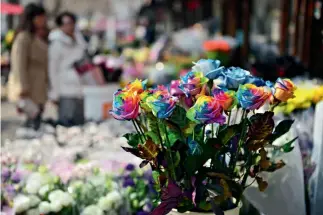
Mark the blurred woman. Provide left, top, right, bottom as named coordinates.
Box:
left=8, top=3, right=48, bottom=130
left=48, top=12, right=86, bottom=126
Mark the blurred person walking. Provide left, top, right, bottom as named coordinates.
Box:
left=8, top=3, right=48, bottom=131
left=48, top=12, right=87, bottom=126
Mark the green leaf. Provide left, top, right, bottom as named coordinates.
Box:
left=184, top=138, right=219, bottom=176
left=270, top=119, right=294, bottom=141
left=145, top=131, right=160, bottom=145
left=147, top=113, right=159, bottom=135
left=169, top=106, right=189, bottom=128
left=174, top=151, right=181, bottom=167
left=167, top=130, right=183, bottom=147
left=152, top=171, right=161, bottom=192
left=217, top=124, right=241, bottom=145
left=198, top=201, right=212, bottom=211
left=281, top=137, right=298, bottom=152
left=123, top=133, right=141, bottom=147
left=248, top=112, right=275, bottom=140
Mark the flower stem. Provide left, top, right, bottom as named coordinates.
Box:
left=156, top=120, right=163, bottom=146
left=237, top=153, right=253, bottom=205
left=135, top=119, right=146, bottom=139
left=230, top=110, right=248, bottom=173
left=202, top=124, right=206, bottom=141
left=132, top=120, right=145, bottom=144
left=211, top=123, right=214, bottom=138
left=227, top=111, right=232, bottom=125
left=270, top=101, right=280, bottom=111
left=162, top=121, right=176, bottom=180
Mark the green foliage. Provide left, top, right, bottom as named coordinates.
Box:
left=270, top=119, right=294, bottom=142
left=123, top=133, right=141, bottom=147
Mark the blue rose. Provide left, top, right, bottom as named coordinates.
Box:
left=224, top=67, right=251, bottom=89
left=245, top=76, right=266, bottom=87
left=192, top=59, right=225, bottom=77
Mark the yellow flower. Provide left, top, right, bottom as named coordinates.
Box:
left=313, top=86, right=323, bottom=104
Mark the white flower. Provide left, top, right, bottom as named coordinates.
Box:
left=26, top=181, right=42, bottom=194
left=50, top=201, right=63, bottom=213
left=38, top=184, right=51, bottom=197
left=107, top=210, right=118, bottom=215
left=60, top=192, right=74, bottom=207
left=26, top=173, right=52, bottom=194
left=48, top=190, right=65, bottom=202
left=88, top=175, right=106, bottom=186
left=26, top=208, right=39, bottom=215
left=105, top=191, right=123, bottom=209
left=98, top=196, right=112, bottom=211
left=28, top=195, right=40, bottom=207
left=82, top=205, right=104, bottom=215
left=38, top=201, right=52, bottom=214
left=47, top=189, right=73, bottom=210
left=14, top=195, right=30, bottom=213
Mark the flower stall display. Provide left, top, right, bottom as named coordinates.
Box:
left=119, top=164, right=158, bottom=215
left=1, top=150, right=159, bottom=215
left=110, top=59, right=297, bottom=215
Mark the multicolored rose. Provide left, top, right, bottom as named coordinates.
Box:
left=179, top=71, right=209, bottom=97
left=125, top=79, right=147, bottom=94
left=146, top=90, right=178, bottom=119
left=187, top=95, right=225, bottom=124
left=169, top=80, right=184, bottom=97
left=272, top=78, right=296, bottom=102
left=213, top=88, right=237, bottom=111
left=237, top=84, right=271, bottom=110
left=110, top=90, right=140, bottom=120
left=192, top=59, right=224, bottom=77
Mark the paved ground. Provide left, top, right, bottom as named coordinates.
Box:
left=1, top=100, right=57, bottom=143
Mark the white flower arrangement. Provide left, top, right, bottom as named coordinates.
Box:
left=25, top=172, right=53, bottom=194
left=82, top=205, right=104, bottom=215
left=13, top=195, right=30, bottom=213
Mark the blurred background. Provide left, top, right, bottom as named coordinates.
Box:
left=1, top=0, right=323, bottom=215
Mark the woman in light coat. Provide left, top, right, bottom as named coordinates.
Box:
left=48, top=12, right=87, bottom=126
left=8, top=4, right=48, bottom=130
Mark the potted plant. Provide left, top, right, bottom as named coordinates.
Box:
left=110, top=59, right=297, bottom=215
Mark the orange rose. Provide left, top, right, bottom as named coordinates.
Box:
left=273, top=78, right=296, bottom=102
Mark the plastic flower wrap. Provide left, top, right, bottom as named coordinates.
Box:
left=112, top=59, right=297, bottom=215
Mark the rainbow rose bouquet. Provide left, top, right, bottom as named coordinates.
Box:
left=111, top=60, right=297, bottom=215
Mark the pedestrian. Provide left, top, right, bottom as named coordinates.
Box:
left=48, top=12, right=87, bottom=126
left=8, top=3, right=48, bottom=131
